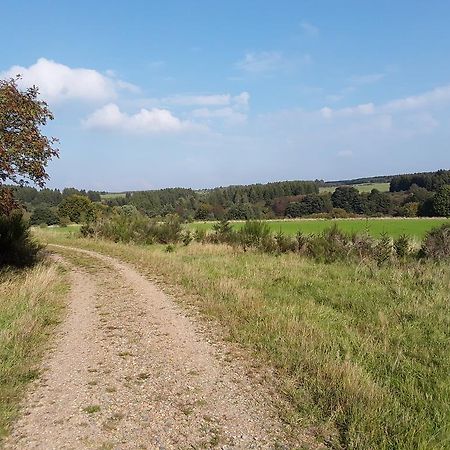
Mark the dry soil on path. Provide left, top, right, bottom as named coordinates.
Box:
left=3, top=245, right=305, bottom=450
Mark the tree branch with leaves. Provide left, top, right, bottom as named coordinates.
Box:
left=0, top=76, right=59, bottom=214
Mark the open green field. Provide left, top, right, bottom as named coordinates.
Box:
left=35, top=228, right=450, bottom=449
left=45, top=224, right=81, bottom=233
left=100, top=192, right=127, bottom=200
left=188, top=218, right=450, bottom=239
left=319, top=182, right=390, bottom=193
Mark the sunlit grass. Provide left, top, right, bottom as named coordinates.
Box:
left=36, top=228, right=450, bottom=449
left=0, top=263, right=67, bottom=440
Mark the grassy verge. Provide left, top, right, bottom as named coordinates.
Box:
left=0, top=262, right=68, bottom=440
left=37, top=229, right=450, bottom=449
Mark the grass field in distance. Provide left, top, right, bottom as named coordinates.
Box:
left=318, top=182, right=390, bottom=193
left=187, top=217, right=450, bottom=239
left=100, top=192, right=127, bottom=200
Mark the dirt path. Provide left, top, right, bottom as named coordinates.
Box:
left=3, top=245, right=303, bottom=450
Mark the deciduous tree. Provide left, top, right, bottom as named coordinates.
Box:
left=0, top=77, right=58, bottom=213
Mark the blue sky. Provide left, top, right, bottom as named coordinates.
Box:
left=2, top=1, right=450, bottom=190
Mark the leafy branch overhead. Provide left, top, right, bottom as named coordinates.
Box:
left=0, top=76, right=59, bottom=189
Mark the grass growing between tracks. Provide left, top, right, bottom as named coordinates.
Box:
left=0, top=263, right=67, bottom=440
left=37, top=229, right=450, bottom=449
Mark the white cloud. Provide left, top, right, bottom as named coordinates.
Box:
left=300, top=21, right=319, bottom=37
left=1, top=58, right=138, bottom=103
left=236, top=51, right=284, bottom=73
left=320, top=107, right=333, bottom=119
left=188, top=92, right=250, bottom=125
left=83, top=103, right=202, bottom=134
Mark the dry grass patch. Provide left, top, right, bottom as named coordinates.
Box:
left=0, top=262, right=67, bottom=440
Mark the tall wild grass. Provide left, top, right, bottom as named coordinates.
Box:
left=37, top=227, right=450, bottom=449
left=0, top=264, right=67, bottom=440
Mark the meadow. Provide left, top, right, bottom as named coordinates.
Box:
left=318, top=182, right=390, bottom=193
left=35, top=227, right=450, bottom=450
left=187, top=217, right=450, bottom=239
left=99, top=192, right=127, bottom=200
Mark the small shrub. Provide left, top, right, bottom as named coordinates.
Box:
left=351, top=233, right=375, bottom=259
left=80, top=223, right=95, bottom=237
left=420, top=224, right=450, bottom=260
left=0, top=211, right=41, bottom=267
left=295, top=231, right=310, bottom=254
left=394, top=234, right=411, bottom=258
left=238, top=221, right=271, bottom=250
left=157, top=214, right=182, bottom=244
left=274, top=230, right=297, bottom=253
left=213, top=218, right=233, bottom=236
left=165, top=244, right=175, bottom=253
left=194, top=228, right=207, bottom=243
left=181, top=230, right=193, bottom=246
left=308, top=225, right=351, bottom=263
left=375, top=232, right=393, bottom=266
left=260, top=234, right=278, bottom=253
left=59, top=216, right=70, bottom=227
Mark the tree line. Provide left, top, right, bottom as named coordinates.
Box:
left=12, top=170, right=449, bottom=228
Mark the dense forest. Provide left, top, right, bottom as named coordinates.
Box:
left=10, top=169, right=450, bottom=225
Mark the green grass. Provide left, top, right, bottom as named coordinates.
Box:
left=0, top=263, right=67, bottom=440
left=188, top=217, right=450, bottom=239
left=100, top=192, right=127, bottom=200
left=34, top=224, right=81, bottom=234
left=36, top=229, right=450, bottom=450
left=319, top=182, right=390, bottom=193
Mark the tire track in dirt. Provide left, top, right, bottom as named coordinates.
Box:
left=3, top=245, right=307, bottom=449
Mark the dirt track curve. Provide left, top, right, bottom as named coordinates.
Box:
left=3, top=245, right=305, bottom=450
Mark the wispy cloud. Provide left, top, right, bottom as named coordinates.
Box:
left=188, top=92, right=250, bottom=125
left=321, top=84, right=450, bottom=119
left=0, top=58, right=138, bottom=103
left=235, top=51, right=311, bottom=74
left=383, top=85, right=450, bottom=113
left=236, top=51, right=284, bottom=73
left=300, top=21, right=319, bottom=37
